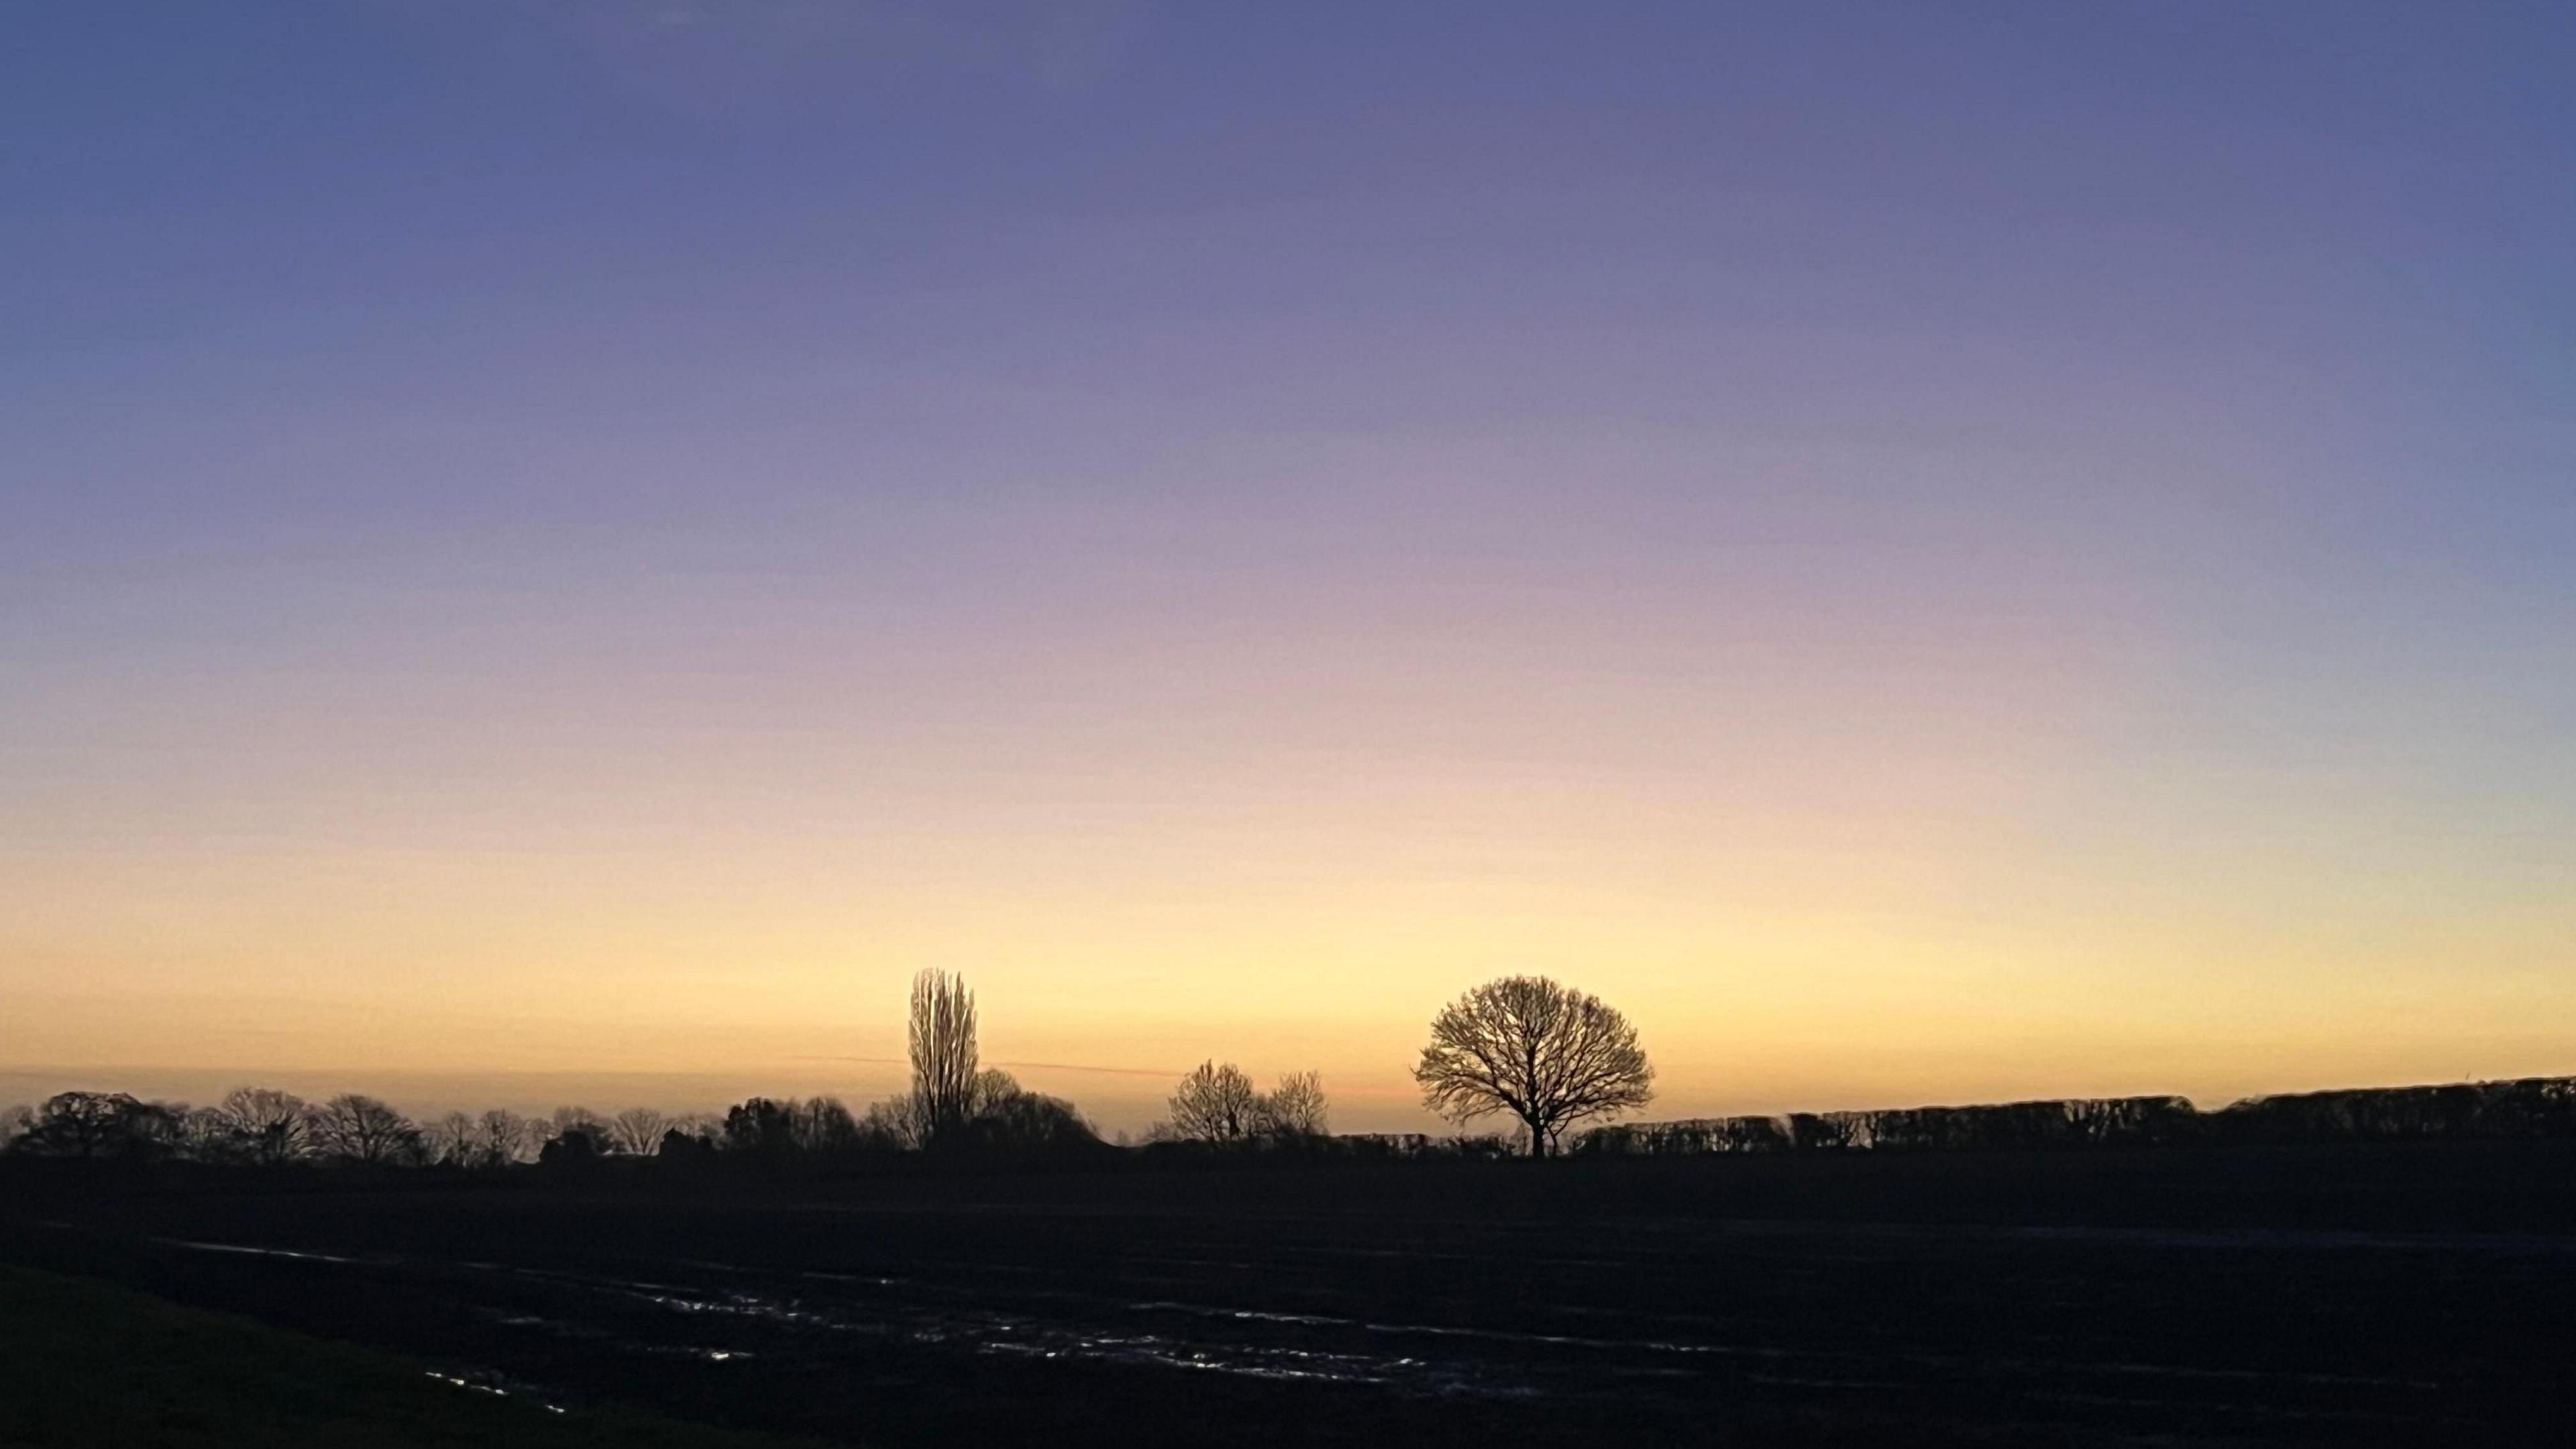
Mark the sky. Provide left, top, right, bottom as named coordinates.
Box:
left=3, top=2, right=2571, bottom=1134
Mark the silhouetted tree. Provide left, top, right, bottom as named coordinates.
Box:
left=178, top=1106, right=232, bottom=1161
left=967, top=1087, right=1100, bottom=1152
left=843, top=1070, right=1103, bottom=1155
left=861, top=1094, right=920, bottom=1150
left=908, top=969, right=978, bottom=1150
left=425, top=1111, right=480, bottom=1167
left=1414, top=976, right=1653, bottom=1157
left=549, top=1106, right=614, bottom=1148
left=1256, top=1071, right=1330, bottom=1138
left=213, top=1087, right=312, bottom=1166
left=475, top=1109, right=540, bottom=1167
left=610, top=1107, right=669, bottom=1157
left=539, top=1119, right=614, bottom=1166
left=9, top=1091, right=183, bottom=1160
left=971, top=1069, right=1022, bottom=1115
left=722, top=1097, right=802, bottom=1159
left=307, top=1093, right=423, bottom=1165
left=942, top=1069, right=1095, bottom=1152
left=790, top=1096, right=864, bottom=1154
left=0, top=1103, right=32, bottom=1149
left=659, top=1108, right=721, bottom=1144
left=1167, top=1061, right=1261, bottom=1142
left=657, top=1122, right=721, bottom=1163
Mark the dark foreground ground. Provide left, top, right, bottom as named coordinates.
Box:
left=0, top=1265, right=819, bottom=1448
left=5, top=1142, right=2574, bottom=1446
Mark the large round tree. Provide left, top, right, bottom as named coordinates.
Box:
left=1413, top=975, right=1653, bottom=1156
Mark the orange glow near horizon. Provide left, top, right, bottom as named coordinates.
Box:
left=8, top=593, right=2569, bottom=1132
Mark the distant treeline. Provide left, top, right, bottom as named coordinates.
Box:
left=1569, top=1076, right=2576, bottom=1156
left=0, top=1080, right=1108, bottom=1171
left=0, top=969, right=1343, bottom=1173
left=9, top=1075, right=2574, bottom=1173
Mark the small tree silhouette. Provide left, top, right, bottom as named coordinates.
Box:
left=213, top=1087, right=312, bottom=1165
left=1257, top=1071, right=1329, bottom=1138
left=610, top=1107, right=669, bottom=1157
left=10, top=1092, right=181, bottom=1160
left=426, top=1112, right=479, bottom=1167
left=481, top=1109, right=541, bottom=1165
left=1167, top=1061, right=1262, bottom=1142
left=1161, top=1064, right=1328, bottom=1144
left=307, top=1093, right=423, bottom=1166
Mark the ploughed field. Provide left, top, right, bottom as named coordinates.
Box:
left=5, top=1146, right=2573, bottom=1446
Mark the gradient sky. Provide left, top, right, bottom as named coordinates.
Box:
left=4, top=3, right=2572, bottom=1132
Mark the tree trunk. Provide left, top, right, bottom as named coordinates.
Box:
left=1527, top=1116, right=1547, bottom=1159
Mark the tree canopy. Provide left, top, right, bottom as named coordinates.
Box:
left=1413, top=975, right=1653, bottom=1156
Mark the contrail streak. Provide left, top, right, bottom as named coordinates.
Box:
left=786, top=1055, right=1181, bottom=1079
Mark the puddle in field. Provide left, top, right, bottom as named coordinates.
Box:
left=153, top=1234, right=1542, bottom=1396
left=424, top=1366, right=570, bottom=1413
left=142, top=1232, right=2462, bottom=1414
left=155, top=1238, right=380, bottom=1266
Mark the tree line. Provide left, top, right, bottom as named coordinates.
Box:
left=0, top=971, right=1091, bottom=1168
left=12, top=967, right=2548, bottom=1168
left=1570, top=1075, right=2576, bottom=1155
left=0, top=971, right=1652, bottom=1167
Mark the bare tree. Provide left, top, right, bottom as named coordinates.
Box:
left=476, top=1109, right=539, bottom=1166
left=610, top=1107, right=669, bottom=1157
left=1413, top=976, right=1653, bottom=1157
left=908, top=969, right=978, bottom=1150
left=1257, top=1071, right=1330, bottom=1138
left=969, top=1088, right=1099, bottom=1152
left=215, top=1087, right=312, bottom=1166
left=307, top=1093, right=423, bottom=1165
left=1167, top=1061, right=1261, bottom=1142
left=971, top=1068, right=1023, bottom=1116
left=656, top=1113, right=724, bottom=1159
left=180, top=1106, right=233, bottom=1162
left=860, top=1095, right=918, bottom=1149
left=790, top=1096, right=863, bottom=1153
left=722, top=1097, right=799, bottom=1157
left=10, top=1092, right=182, bottom=1159
left=668, top=1110, right=723, bottom=1138
left=427, top=1111, right=480, bottom=1167
left=549, top=1105, right=614, bottom=1150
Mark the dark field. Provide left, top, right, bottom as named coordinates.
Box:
left=7, top=1144, right=2575, bottom=1447
left=0, top=1265, right=818, bottom=1449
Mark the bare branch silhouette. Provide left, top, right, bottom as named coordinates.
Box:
left=610, top=1106, right=670, bottom=1157
left=1165, top=1061, right=1261, bottom=1142
left=1414, top=976, right=1653, bottom=1157
left=1257, top=1071, right=1330, bottom=1138
left=908, top=969, right=979, bottom=1151
left=214, top=1087, right=312, bottom=1166
left=307, top=1094, right=423, bottom=1166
